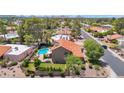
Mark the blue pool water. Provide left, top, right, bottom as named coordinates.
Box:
left=38, top=48, right=49, bottom=55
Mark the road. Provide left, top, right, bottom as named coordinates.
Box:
left=81, top=29, right=124, bottom=76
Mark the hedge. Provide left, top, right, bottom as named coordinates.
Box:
left=38, top=63, right=66, bottom=72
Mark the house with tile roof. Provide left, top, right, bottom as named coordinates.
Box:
left=89, top=26, right=111, bottom=33
left=107, top=34, right=123, bottom=40
left=51, top=39, right=83, bottom=64
left=0, top=46, right=11, bottom=59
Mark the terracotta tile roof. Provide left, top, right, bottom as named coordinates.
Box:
left=52, top=39, right=83, bottom=58
left=0, top=45, right=11, bottom=57
left=108, top=34, right=123, bottom=40
left=89, top=26, right=111, bottom=32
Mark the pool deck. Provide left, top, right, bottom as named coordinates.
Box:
left=39, top=55, right=44, bottom=62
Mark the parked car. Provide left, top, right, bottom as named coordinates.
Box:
left=102, top=45, right=107, bottom=49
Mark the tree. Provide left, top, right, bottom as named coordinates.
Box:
left=22, top=59, right=29, bottom=67
left=66, top=54, right=82, bottom=75
left=120, top=29, right=124, bottom=35
left=34, top=57, right=41, bottom=68
left=113, top=18, right=124, bottom=34
left=66, top=55, right=82, bottom=65
left=24, top=34, right=33, bottom=45
left=84, top=39, right=104, bottom=63
left=0, top=20, right=7, bottom=41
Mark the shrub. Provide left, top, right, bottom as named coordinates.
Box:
left=61, top=71, right=65, bottom=77
left=9, top=62, right=18, bottom=67
left=111, top=39, right=118, bottom=44
left=22, top=59, right=29, bottom=67
left=27, top=63, right=36, bottom=73
left=94, top=65, right=100, bottom=70
left=0, top=61, right=3, bottom=65
left=75, top=69, right=80, bottom=75
left=0, top=61, right=7, bottom=68
left=39, top=67, right=47, bottom=71
left=31, top=74, right=35, bottom=78
left=44, top=54, right=48, bottom=59
left=25, top=71, right=30, bottom=76
left=34, top=58, right=41, bottom=67
left=48, top=71, right=53, bottom=77
left=89, top=63, right=93, bottom=69
left=81, top=64, right=86, bottom=70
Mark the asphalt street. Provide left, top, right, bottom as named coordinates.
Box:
left=81, top=29, right=124, bottom=76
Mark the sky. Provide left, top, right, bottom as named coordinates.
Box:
left=0, top=0, right=124, bottom=15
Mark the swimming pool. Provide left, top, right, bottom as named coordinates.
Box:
left=38, top=48, right=49, bottom=55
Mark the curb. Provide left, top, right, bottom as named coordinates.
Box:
left=107, top=48, right=124, bottom=63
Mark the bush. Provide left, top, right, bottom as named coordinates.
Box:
left=25, top=71, right=30, bottom=76
left=0, top=61, right=3, bottom=65
left=111, top=39, right=118, bottom=44
left=81, top=64, right=86, bottom=70
left=61, top=71, right=65, bottom=77
left=34, top=58, right=41, bottom=67
left=89, top=63, right=93, bottom=69
left=44, top=54, right=49, bottom=59
left=75, top=69, right=80, bottom=75
left=22, top=59, right=29, bottom=67
left=94, top=65, right=100, bottom=70
left=9, top=62, right=18, bottom=67
left=48, top=71, right=53, bottom=77
left=0, top=61, right=7, bottom=68
left=31, top=74, right=35, bottom=78
left=27, top=63, right=36, bottom=73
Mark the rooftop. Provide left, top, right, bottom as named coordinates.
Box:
left=108, top=34, right=123, bottom=40
left=0, top=45, right=11, bottom=57
left=52, top=39, right=83, bottom=58
left=51, top=34, right=70, bottom=40
left=4, top=44, right=31, bottom=55
left=89, top=26, right=111, bottom=32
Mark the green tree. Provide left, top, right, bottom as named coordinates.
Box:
left=24, top=34, right=33, bottom=45
left=84, top=39, right=104, bottom=63
left=0, top=20, right=7, bottom=41
left=34, top=57, right=41, bottom=68
left=22, top=59, right=29, bottom=67
left=66, top=54, right=82, bottom=75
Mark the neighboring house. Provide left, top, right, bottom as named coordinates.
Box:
left=101, top=25, right=113, bottom=29
left=0, top=33, right=19, bottom=40
left=117, top=37, right=124, bottom=47
left=6, top=26, right=16, bottom=34
left=0, top=46, right=11, bottom=59
left=107, top=34, right=123, bottom=40
left=0, top=44, right=33, bottom=62
left=52, top=27, right=72, bottom=41
left=51, top=39, right=83, bottom=64
left=89, top=26, right=111, bottom=33
left=51, top=35, right=70, bottom=41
